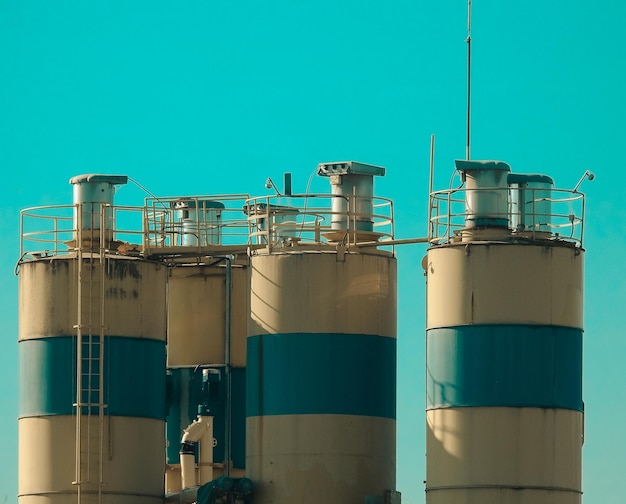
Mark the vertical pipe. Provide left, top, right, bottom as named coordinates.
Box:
left=224, top=256, right=232, bottom=478
left=98, top=205, right=107, bottom=502
left=284, top=172, right=292, bottom=196
left=466, top=0, right=472, bottom=161
left=74, top=202, right=83, bottom=497
left=428, top=134, right=435, bottom=240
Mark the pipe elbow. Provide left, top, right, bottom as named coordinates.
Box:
left=181, top=416, right=210, bottom=443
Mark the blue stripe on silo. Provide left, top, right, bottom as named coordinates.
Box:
left=247, top=333, right=396, bottom=419
left=19, top=336, right=165, bottom=419
left=107, top=337, right=166, bottom=418
left=426, top=325, right=582, bottom=411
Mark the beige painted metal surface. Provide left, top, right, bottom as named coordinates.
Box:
left=247, top=251, right=397, bottom=503
left=426, top=244, right=583, bottom=329
left=249, top=251, right=396, bottom=337
left=19, top=256, right=167, bottom=341
left=167, top=257, right=249, bottom=367
left=18, top=255, right=167, bottom=504
left=19, top=416, right=165, bottom=504
left=247, top=415, right=395, bottom=504
left=427, top=488, right=581, bottom=504
left=425, top=241, right=584, bottom=504
left=427, top=407, right=582, bottom=503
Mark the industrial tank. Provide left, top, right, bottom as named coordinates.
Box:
left=18, top=175, right=167, bottom=504
left=425, top=160, right=585, bottom=504
left=165, top=255, right=249, bottom=491
left=246, top=162, right=399, bottom=504
left=154, top=196, right=251, bottom=495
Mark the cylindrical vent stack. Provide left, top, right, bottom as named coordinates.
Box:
left=317, top=161, right=385, bottom=234
left=508, top=173, right=554, bottom=234
left=243, top=203, right=299, bottom=245
left=425, top=165, right=584, bottom=503
left=70, top=174, right=128, bottom=243
left=18, top=256, right=167, bottom=504
left=172, top=199, right=225, bottom=247
left=246, top=250, right=397, bottom=504
left=165, top=255, right=249, bottom=493
left=455, top=159, right=510, bottom=228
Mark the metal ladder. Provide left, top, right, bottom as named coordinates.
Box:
left=73, top=207, right=108, bottom=504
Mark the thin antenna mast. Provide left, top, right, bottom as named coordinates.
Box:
left=466, top=0, right=472, bottom=160
left=428, top=134, right=435, bottom=240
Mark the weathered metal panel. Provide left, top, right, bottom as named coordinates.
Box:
left=426, top=244, right=583, bottom=329
left=247, top=251, right=397, bottom=504
left=426, top=408, right=582, bottom=503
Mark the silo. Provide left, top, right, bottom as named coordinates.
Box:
left=246, top=162, right=398, bottom=504
left=425, top=160, right=584, bottom=504
left=18, top=175, right=167, bottom=504
left=162, top=196, right=250, bottom=495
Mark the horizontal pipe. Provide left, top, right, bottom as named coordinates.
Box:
left=426, top=484, right=582, bottom=494
left=19, top=490, right=165, bottom=498
left=357, top=236, right=429, bottom=248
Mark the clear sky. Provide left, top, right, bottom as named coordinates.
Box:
left=1, top=1, right=625, bottom=502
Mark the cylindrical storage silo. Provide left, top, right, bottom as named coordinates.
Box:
left=165, top=254, right=249, bottom=494
left=246, top=249, right=397, bottom=504
left=425, top=239, right=584, bottom=504
left=18, top=255, right=167, bottom=504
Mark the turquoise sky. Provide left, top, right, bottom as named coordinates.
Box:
left=1, top=1, right=625, bottom=502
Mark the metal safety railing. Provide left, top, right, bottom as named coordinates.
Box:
left=143, top=194, right=251, bottom=254
left=244, top=193, right=394, bottom=252
left=428, top=186, right=586, bottom=247
left=19, top=193, right=395, bottom=262
left=19, top=203, right=147, bottom=261
left=19, top=204, right=76, bottom=260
